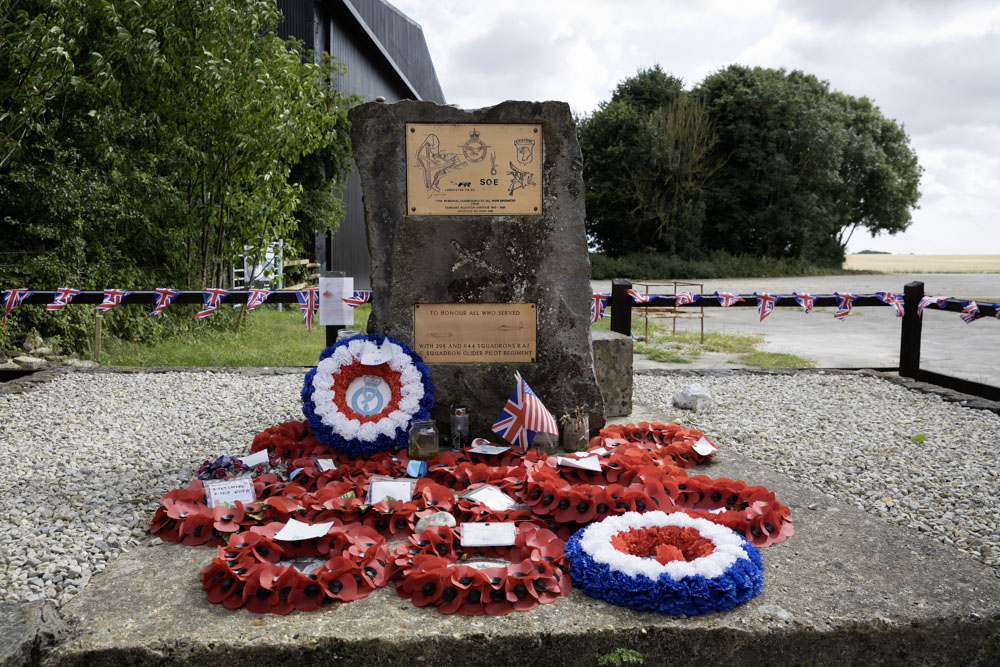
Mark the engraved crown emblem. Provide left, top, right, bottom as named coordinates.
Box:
left=513, top=138, right=534, bottom=147
left=468, top=128, right=480, bottom=141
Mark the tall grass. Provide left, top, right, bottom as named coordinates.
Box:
left=590, top=250, right=866, bottom=280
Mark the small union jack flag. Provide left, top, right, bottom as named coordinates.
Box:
left=2, top=288, right=33, bottom=325
left=95, top=289, right=130, bottom=313
left=46, top=287, right=80, bottom=312
left=754, top=292, right=778, bottom=322
left=960, top=301, right=979, bottom=323
left=296, top=287, right=320, bottom=330
left=875, top=291, right=905, bottom=317
left=148, top=288, right=179, bottom=317
left=626, top=289, right=654, bottom=304
left=193, top=288, right=229, bottom=319
left=343, top=290, right=372, bottom=308
left=674, top=292, right=699, bottom=306
left=994, top=303, right=1000, bottom=320
left=715, top=291, right=744, bottom=307
left=917, top=296, right=949, bottom=318
left=246, top=288, right=270, bottom=312
left=491, top=372, right=558, bottom=448
left=793, top=291, right=816, bottom=314
left=590, top=293, right=609, bottom=324
left=834, top=292, right=858, bottom=320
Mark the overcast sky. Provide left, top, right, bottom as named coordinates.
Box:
left=388, top=0, right=998, bottom=255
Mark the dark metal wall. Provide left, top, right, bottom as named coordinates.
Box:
left=275, top=0, right=446, bottom=291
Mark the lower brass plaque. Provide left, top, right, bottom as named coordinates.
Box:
left=413, top=303, right=536, bottom=364
left=406, top=123, right=542, bottom=216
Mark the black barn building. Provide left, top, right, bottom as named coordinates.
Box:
left=276, top=0, right=445, bottom=289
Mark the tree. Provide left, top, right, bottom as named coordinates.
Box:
left=579, top=66, right=719, bottom=255
left=696, top=65, right=921, bottom=263
left=0, top=0, right=354, bottom=351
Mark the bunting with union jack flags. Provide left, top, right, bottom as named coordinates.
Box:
left=792, top=292, right=816, bottom=314
left=343, top=290, right=372, bottom=308
left=674, top=292, right=699, bottom=306
left=591, top=293, right=609, bottom=324
left=875, top=291, right=905, bottom=317
left=95, top=289, right=130, bottom=313
left=245, top=288, right=271, bottom=312
left=491, top=372, right=558, bottom=449
left=46, top=288, right=80, bottom=312
left=834, top=292, right=858, bottom=320
left=626, top=289, right=655, bottom=304
left=2, top=288, right=32, bottom=325
left=960, top=301, right=979, bottom=323
left=193, top=288, right=229, bottom=319
left=715, top=291, right=744, bottom=308
left=917, top=295, right=949, bottom=318
left=148, top=288, right=179, bottom=317
left=296, top=287, right=320, bottom=330
left=753, top=292, right=778, bottom=322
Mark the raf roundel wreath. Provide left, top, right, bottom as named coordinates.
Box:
left=565, top=511, right=764, bottom=615
left=301, top=334, right=433, bottom=457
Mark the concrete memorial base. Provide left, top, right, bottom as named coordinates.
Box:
left=34, top=411, right=999, bottom=667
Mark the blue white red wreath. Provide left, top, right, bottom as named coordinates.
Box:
left=301, top=334, right=433, bottom=457
left=565, top=511, right=763, bottom=615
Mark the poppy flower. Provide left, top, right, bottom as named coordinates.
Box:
left=321, top=559, right=363, bottom=602
left=179, top=512, right=215, bottom=546
left=212, top=504, right=246, bottom=532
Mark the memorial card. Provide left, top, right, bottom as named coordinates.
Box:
left=693, top=436, right=719, bottom=456
left=366, top=475, right=417, bottom=503
left=316, top=458, right=337, bottom=471
left=556, top=455, right=602, bottom=472
left=204, top=478, right=256, bottom=508
left=467, top=439, right=511, bottom=455
left=273, top=518, right=335, bottom=541
left=318, top=276, right=354, bottom=326
left=460, top=484, right=516, bottom=511
left=460, top=522, right=516, bottom=547
left=239, top=450, right=269, bottom=468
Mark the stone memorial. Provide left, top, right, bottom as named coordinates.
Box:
left=349, top=100, right=605, bottom=435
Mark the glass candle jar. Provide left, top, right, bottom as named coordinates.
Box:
left=408, top=420, right=439, bottom=461
left=450, top=405, right=470, bottom=450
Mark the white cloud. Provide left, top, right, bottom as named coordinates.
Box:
left=387, top=0, right=1000, bottom=255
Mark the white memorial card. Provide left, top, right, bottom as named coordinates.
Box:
left=360, top=339, right=394, bottom=365
left=239, top=450, right=269, bottom=468
left=204, top=478, right=256, bottom=508
left=316, top=458, right=337, bottom=472
left=693, top=436, right=718, bottom=456
left=556, top=455, right=602, bottom=472
left=467, top=440, right=511, bottom=455
left=590, top=447, right=609, bottom=456
left=273, top=518, right=335, bottom=541
left=275, top=558, right=327, bottom=575
left=366, top=476, right=416, bottom=504
left=461, top=484, right=516, bottom=511
left=460, top=522, right=516, bottom=547
left=318, top=276, right=354, bottom=326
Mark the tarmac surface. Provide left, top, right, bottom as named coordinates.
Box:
left=593, top=273, right=1000, bottom=384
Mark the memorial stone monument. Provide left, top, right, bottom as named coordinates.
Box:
left=349, top=100, right=605, bottom=436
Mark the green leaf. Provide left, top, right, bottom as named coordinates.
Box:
left=911, top=433, right=927, bottom=443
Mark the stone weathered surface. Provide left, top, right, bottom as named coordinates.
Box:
left=0, top=601, right=66, bottom=667
left=349, top=100, right=605, bottom=435
left=673, top=383, right=713, bottom=412
left=591, top=330, right=632, bottom=417
left=12, top=356, right=47, bottom=370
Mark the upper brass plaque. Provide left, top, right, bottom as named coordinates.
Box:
left=406, top=123, right=542, bottom=216
left=413, top=303, right=536, bottom=363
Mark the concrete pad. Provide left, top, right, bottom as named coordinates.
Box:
left=49, top=426, right=1000, bottom=666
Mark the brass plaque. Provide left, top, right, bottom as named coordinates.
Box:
left=406, top=123, right=542, bottom=216
left=413, top=303, right=536, bottom=363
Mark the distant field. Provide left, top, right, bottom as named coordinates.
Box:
left=843, top=254, right=1000, bottom=273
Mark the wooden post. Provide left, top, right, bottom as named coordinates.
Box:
left=610, top=278, right=632, bottom=337
left=94, top=311, right=102, bottom=360
left=899, top=281, right=924, bottom=378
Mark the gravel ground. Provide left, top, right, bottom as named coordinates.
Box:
left=1, top=368, right=997, bottom=609
left=634, top=371, right=1000, bottom=575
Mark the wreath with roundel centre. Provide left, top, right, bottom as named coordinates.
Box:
left=301, top=334, right=434, bottom=457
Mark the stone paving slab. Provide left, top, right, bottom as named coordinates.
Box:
left=45, top=427, right=1000, bottom=667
